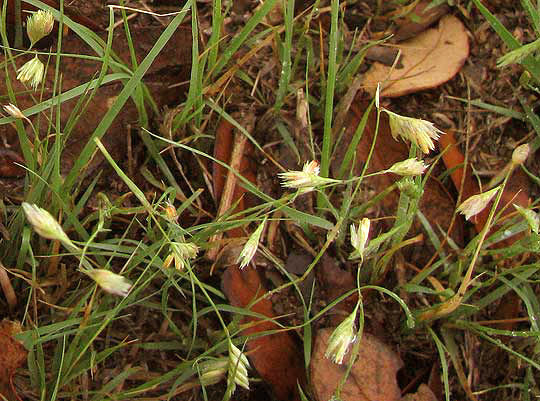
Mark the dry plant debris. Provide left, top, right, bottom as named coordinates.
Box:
left=311, top=328, right=403, bottom=401
left=0, top=320, right=27, bottom=401
left=363, top=15, right=469, bottom=98
left=222, top=267, right=305, bottom=401
left=311, top=329, right=439, bottom=401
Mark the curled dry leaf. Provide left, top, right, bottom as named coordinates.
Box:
left=363, top=15, right=469, bottom=98
left=222, top=267, right=305, bottom=401
left=311, top=328, right=403, bottom=401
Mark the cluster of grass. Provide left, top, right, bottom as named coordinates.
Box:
left=0, top=0, right=539, bottom=400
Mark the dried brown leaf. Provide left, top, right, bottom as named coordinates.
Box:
left=401, top=384, right=438, bottom=401
left=363, top=15, right=469, bottom=98
left=0, top=320, right=27, bottom=401
left=393, top=1, right=450, bottom=42
left=311, top=328, right=403, bottom=401
left=222, top=267, right=305, bottom=401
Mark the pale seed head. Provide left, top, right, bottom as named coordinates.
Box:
left=279, top=160, right=339, bottom=193
left=227, top=341, right=250, bottom=394
left=349, top=218, right=370, bottom=261
left=388, top=158, right=428, bottom=176
left=324, top=310, right=357, bottom=364
left=511, top=143, right=530, bottom=166
left=17, top=56, right=45, bottom=90
left=3, top=103, right=26, bottom=120
left=22, top=202, right=74, bottom=247
left=384, top=109, right=442, bottom=154
left=84, top=269, right=132, bottom=297
left=457, top=186, right=500, bottom=221
left=164, top=241, right=199, bottom=270
left=26, top=10, right=54, bottom=47
left=237, top=217, right=266, bottom=269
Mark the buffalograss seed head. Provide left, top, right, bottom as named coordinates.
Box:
left=26, top=10, right=54, bottom=47
left=3, top=103, right=26, bottom=120
left=227, top=342, right=250, bottom=394
left=383, top=109, right=442, bottom=154
left=279, top=160, right=320, bottom=192
left=325, top=309, right=357, bottom=364
left=349, top=218, right=370, bottom=261
left=388, top=158, right=428, bottom=176
left=85, top=269, right=132, bottom=297
left=17, top=56, right=44, bottom=90
left=457, top=186, right=500, bottom=221
left=163, top=241, right=199, bottom=270
left=163, top=202, right=178, bottom=222
left=237, top=217, right=267, bottom=269
left=511, top=143, right=530, bottom=165
left=22, top=202, right=74, bottom=248
left=279, top=160, right=340, bottom=193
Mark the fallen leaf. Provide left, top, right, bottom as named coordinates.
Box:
left=212, top=119, right=257, bottom=219
left=365, top=46, right=402, bottom=67
left=400, top=384, right=438, bottom=401
left=0, top=150, right=25, bottom=178
left=310, top=328, right=403, bottom=401
left=0, top=320, right=27, bottom=401
left=393, top=1, right=450, bottom=42
left=363, top=15, right=469, bottom=98
left=222, top=267, right=305, bottom=401
left=207, top=115, right=257, bottom=260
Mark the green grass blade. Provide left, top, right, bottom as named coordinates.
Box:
left=63, top=1, right=192, bottom=192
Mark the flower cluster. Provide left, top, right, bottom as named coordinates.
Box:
left=27, top=10, right=54, bottom=47
left=279, top=160, right=339, bottom=193
left=376, top=83, right=443, bottom=154
left=227, top=342, right=250, bottom=395
left=387, top=158, right=428, bottom=176
left=457, top=186, right=500, bottom=221
left=85, top=269, right=132, bottom=297
left=237, top=217, right=267, bottom=269
left=17, top=56, right=45, bottom=90
left=17, top=9, right=54, bottom=90
left=22, top=202, right=74, bottom=248
left=349, top=218, right=370, bottom=261
left=325, top=309, right=358, bottom=364
left=164, top=241, right=199, bottom=270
